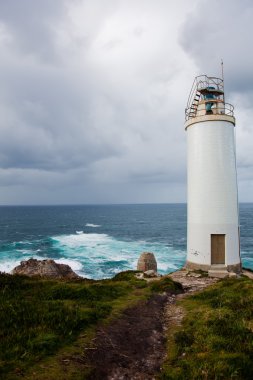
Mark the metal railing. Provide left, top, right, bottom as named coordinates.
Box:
left=185, top=101, right=234, bottom=121
left=185, top=75, right=234, bottom=121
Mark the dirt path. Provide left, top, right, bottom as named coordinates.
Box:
left=85, top=270, right=218, bottom=380
left=164, top=270, right=218, bottom=338
left=86, top=293, right=168, bottom=380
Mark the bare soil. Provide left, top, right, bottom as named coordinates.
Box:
left=86, top=294, right=169, bottom=380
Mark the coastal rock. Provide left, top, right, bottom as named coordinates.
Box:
left=12, top=258, right=80, bottom=279
left=137, top=252, right=157, bottom=272
left=144, top=270, right=158, bottom=278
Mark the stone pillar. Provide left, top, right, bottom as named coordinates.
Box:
left=137, top=252, right=157, bottom=272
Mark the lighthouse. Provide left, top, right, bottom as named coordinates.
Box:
left=185, top=75, right=241, bottom=275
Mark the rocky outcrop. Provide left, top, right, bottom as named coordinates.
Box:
left=137, top=252, right=157, bottom=272
left=12, top=258, right=80, bottom=279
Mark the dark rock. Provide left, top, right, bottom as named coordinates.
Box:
left=12, top=258, right=80, bottom=279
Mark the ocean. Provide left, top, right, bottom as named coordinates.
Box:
left=0, top=203, right=252, bottom=279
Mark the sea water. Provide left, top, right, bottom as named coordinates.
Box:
left=0, top=204, right=252, bottom=279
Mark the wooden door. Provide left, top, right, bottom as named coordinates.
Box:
left=211, top=234, right=225, bottom=264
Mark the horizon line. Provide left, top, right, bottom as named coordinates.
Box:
left=0, top=202, right=252, bottom=207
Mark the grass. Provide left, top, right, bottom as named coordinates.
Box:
left=150, top=276, right=183, bottom=293
left=189, top=269, right=209, bottom=278
left=0, top=271, right=140, bottom=378
left=6, top=271, right=253, bottom=380
left=161, top=276, right=253, bottom=380
left=0, top=270, right=179, bottom=379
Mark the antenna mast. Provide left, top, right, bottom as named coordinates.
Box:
left=221, top=59, right=225, bottom=104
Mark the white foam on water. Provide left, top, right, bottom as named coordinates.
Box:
left=0, top=253, right=47, bottom=273
left=0, top=260, right=22, bottom=273
left=85, top=223, right=101, bottom=228
left=161, top=263, right=178, bottom=271
left=52, top=233, right=110, bottom=248
left=15, top=249, right=29, bottom=254
left=158, top=262, right=171, bottom=271
left=55, top=258, right=83, bottom=271
left=0, top=232, right=186, bottom=279
left=76, top=231, right=83, bottom=235
left=50, top=232, right=186, bottom=279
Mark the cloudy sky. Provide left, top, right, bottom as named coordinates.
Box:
left=0, top=0, right=252, bottom=205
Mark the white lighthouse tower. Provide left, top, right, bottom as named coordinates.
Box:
left=185, top=75, right=241, bottom=275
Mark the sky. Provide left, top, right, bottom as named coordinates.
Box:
left=0, top=0, right=252, bottom=205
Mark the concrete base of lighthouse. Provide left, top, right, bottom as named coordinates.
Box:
left=185, top=260, right=241, bottom=274
left=186, top=223, right=241, bottom=276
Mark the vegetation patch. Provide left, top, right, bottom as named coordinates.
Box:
left=190, top=269, right=209, bottom=278
left=0, top=271, right=150, bottom=379
left=150, top=276, right=183, bottom=294
left=112, top=270, right=147, bottom=288
left=161, top=276, right=253, bottom=380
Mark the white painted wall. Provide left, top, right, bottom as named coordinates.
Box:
left=187, top=120, right=240, bottom=267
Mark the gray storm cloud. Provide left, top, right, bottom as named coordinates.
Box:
left=0, top=0, right=252, bottom=204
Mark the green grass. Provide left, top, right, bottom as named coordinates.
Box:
left=0, top=271, right=180, bottom=379
left=8, top=271, right=253, bottom=380
left=189, top=269, right=209, bottom=278
left=0, top=271, right=141, bottom=378
left=150, top=277, right=183, bottom=293
left=161, top=276, right=253, bottom=380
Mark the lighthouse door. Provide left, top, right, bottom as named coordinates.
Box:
left=211, top=234, right=225, bottom=264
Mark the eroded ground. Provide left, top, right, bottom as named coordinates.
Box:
left=86, top=270, right=218, bottom=380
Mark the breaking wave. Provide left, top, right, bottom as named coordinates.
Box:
left=0, top=232, right=186, bottom=279
left=50, top=232, right=185, bottom=279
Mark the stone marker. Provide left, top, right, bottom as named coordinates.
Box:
left=137, top=252, right=157, bottom=272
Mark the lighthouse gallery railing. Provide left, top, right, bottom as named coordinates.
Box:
left=185, top=75, right=234, bottom=121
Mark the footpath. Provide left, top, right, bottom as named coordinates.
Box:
left=86, top=270, right=218, bottom=380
